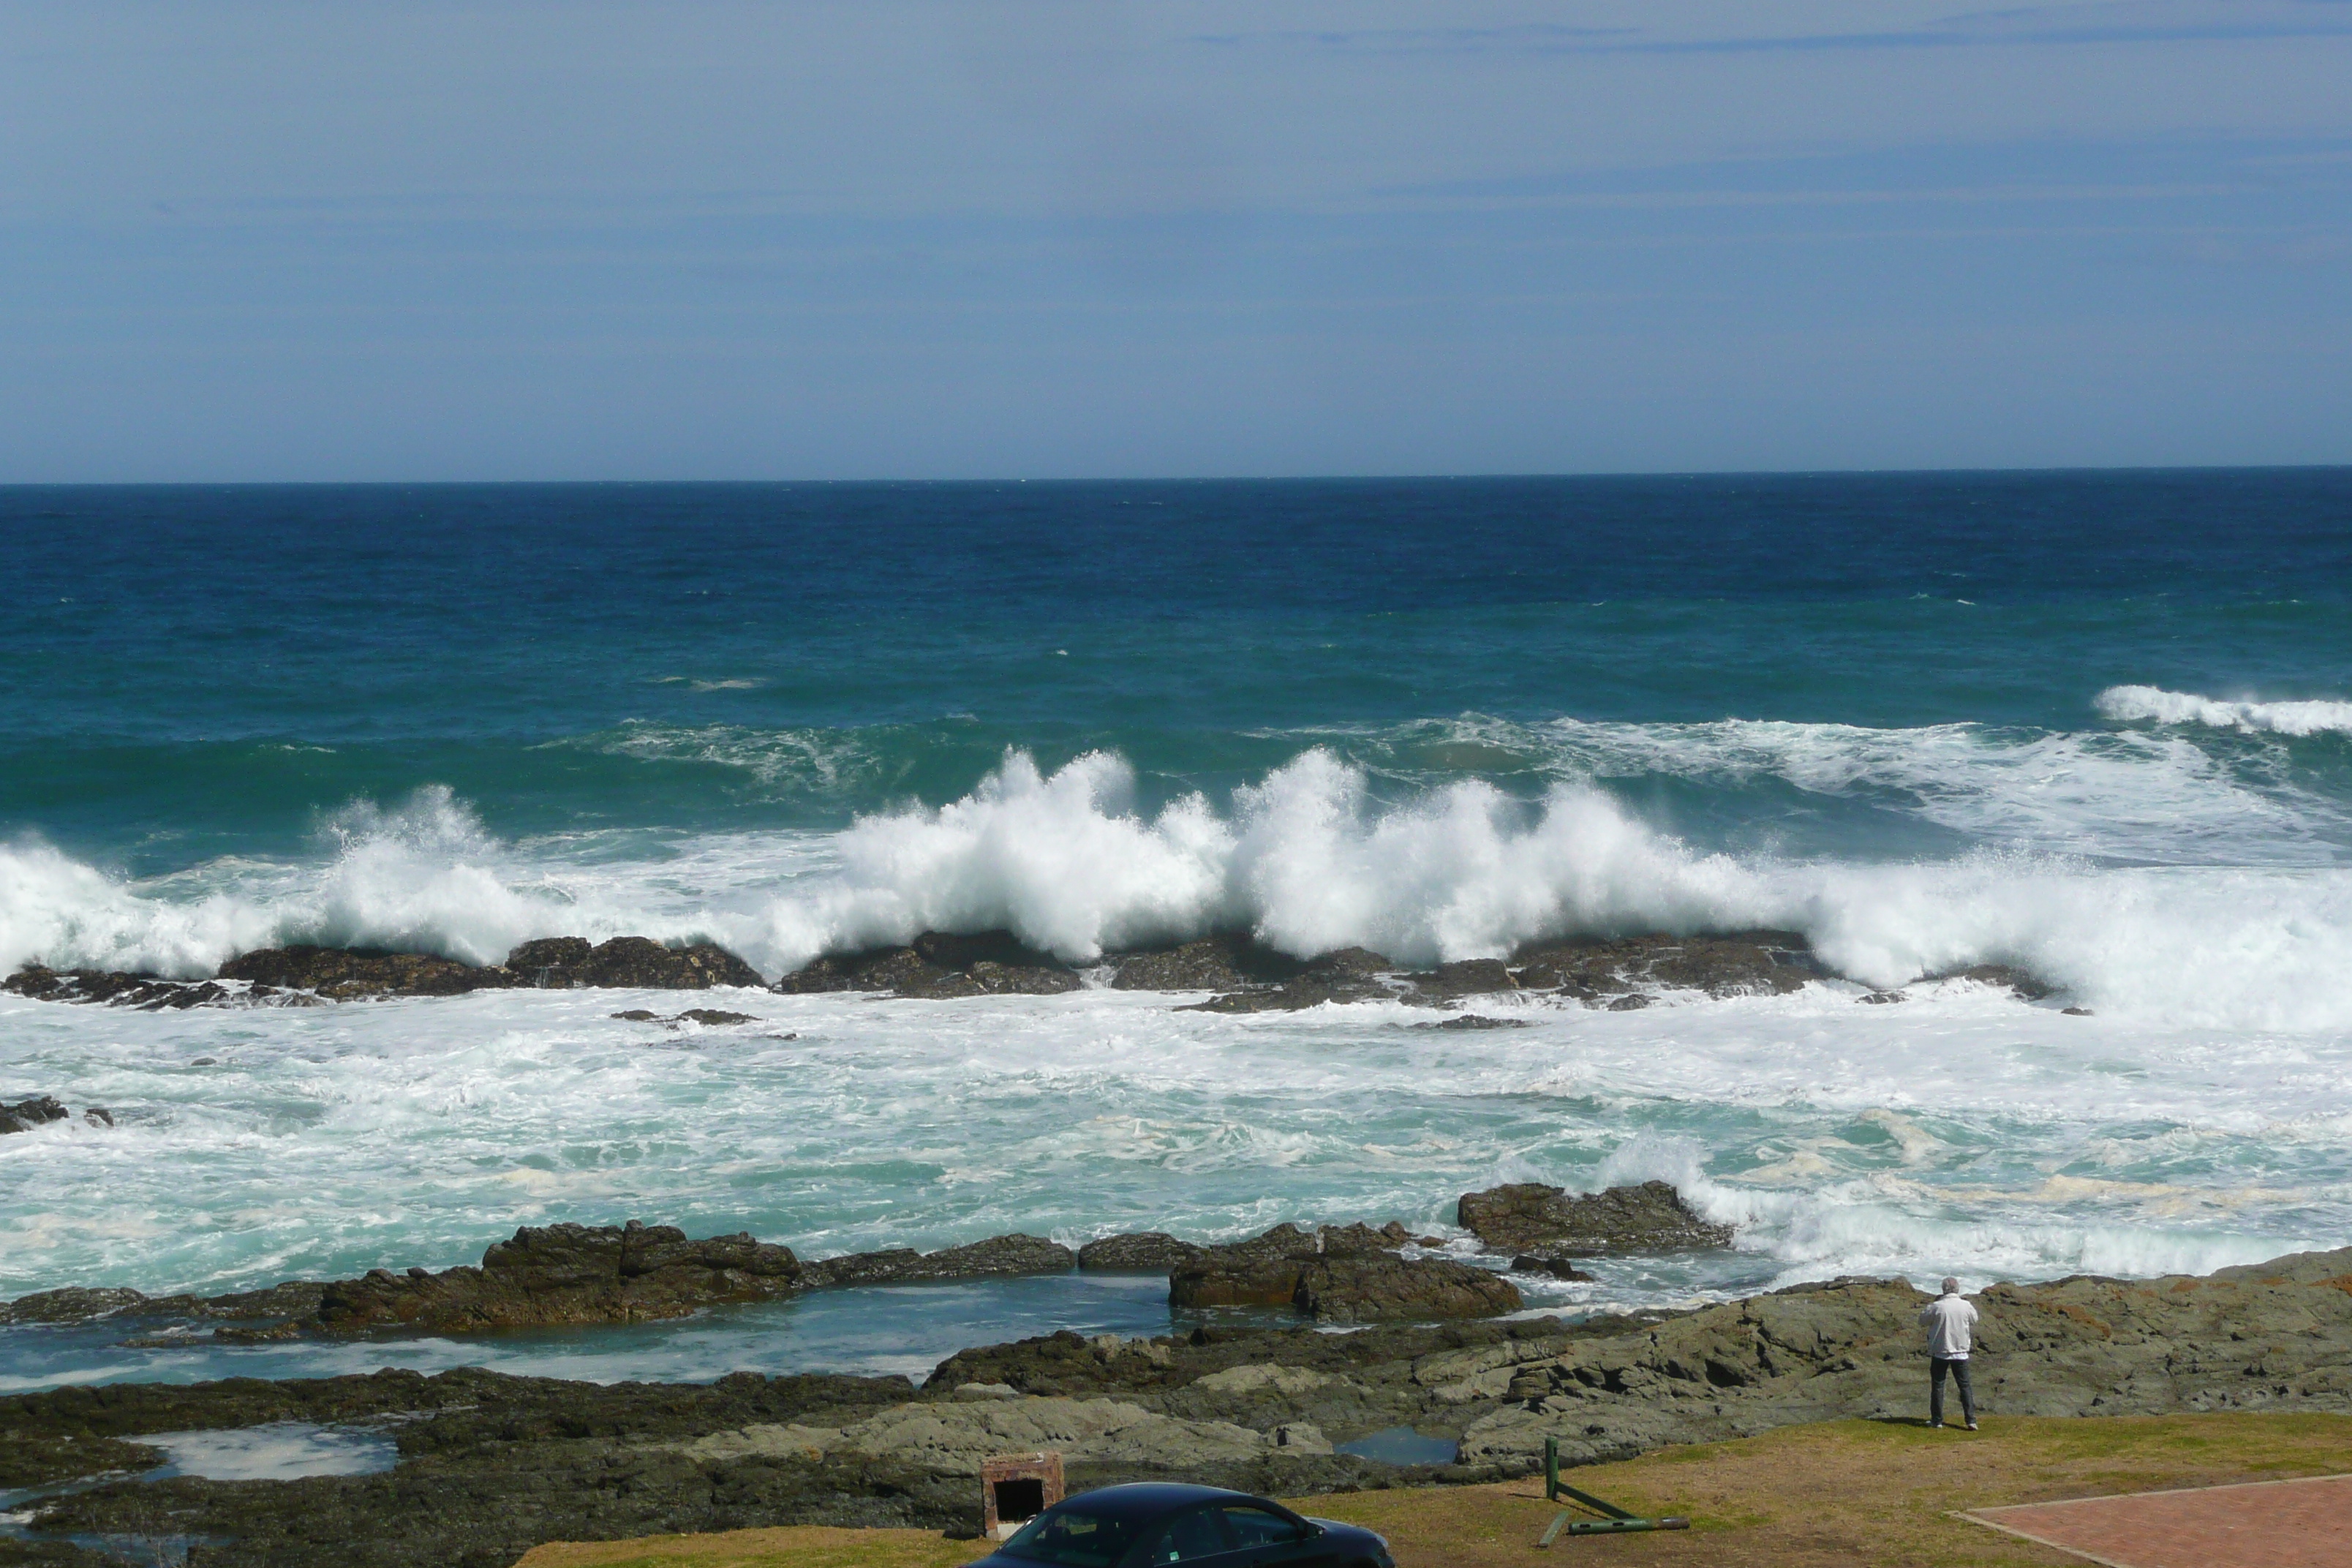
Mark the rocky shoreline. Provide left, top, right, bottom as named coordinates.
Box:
left=0, top=1183, right=1723, bottom=1344
left=1, top=927, right=2069, bottom=1015
left=2, top=1243, right=2345, bottom=1568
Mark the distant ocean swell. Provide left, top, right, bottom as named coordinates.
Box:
left=9, top=696, right=2352, bottom=1032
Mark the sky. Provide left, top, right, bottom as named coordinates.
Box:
left=2, top=1, right=2349, bottom=480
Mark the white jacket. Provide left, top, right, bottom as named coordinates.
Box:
left=1920, top=1293, right=1978, bottom=1358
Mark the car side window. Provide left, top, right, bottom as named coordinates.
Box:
left=1144, top=1507, right=1232, bottom=1563
left=1218, top=1506, right=1306, bottom=1547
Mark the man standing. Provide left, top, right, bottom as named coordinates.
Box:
left=1921, top=1276, right=1980, bottom=1429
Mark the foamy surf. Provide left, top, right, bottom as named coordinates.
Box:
left=2097, top=684, right=2352, bottom=738
left=10, top=739, right=2352, bottom=1030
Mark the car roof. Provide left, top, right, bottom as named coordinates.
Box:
left=1049, top=1482, right=1273, bottom=1521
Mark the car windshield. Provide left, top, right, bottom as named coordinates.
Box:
left=999, top=1505, right=1145, bottom=1567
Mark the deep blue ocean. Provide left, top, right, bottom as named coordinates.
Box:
left=4, top=471, right=2351, bottom=1391
left=7, top=472, right=2349, bottom=867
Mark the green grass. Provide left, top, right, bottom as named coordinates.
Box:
left=513, top=1412, right=2352, bottom=1568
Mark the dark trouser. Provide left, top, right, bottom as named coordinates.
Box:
left=1930, top=1357, right=1975, bottom=1425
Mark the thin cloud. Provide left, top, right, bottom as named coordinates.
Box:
left=1198, top=0, right=2352, bottom=57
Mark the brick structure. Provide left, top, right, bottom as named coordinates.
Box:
left=981, top=1450, right=1066, bottom=1540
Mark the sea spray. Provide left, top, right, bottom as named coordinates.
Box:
left=12, top=750, right=2352, bottom=1030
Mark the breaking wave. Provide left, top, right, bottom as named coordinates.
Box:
left=10, top=748, right=2352, bottom=1030
left=2098, top=684, right=2352, bottom=738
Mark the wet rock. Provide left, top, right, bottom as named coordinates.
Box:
left=1510, top=1256, right=1596, bottom=1281
left=1077, top=1232, right=1210, bottom=1272
left=1456, top=1180, right=1733, bottom=1257
left=1860, top=991, right=1906, bottom=1004
left=1398, top=960, right=1519, bottom=1001
left=313, top=1221, right=801, bottom=1333
left=506, top=935, right=765, bottom=990
left=2063, top=1006, right=2095, bottom=1017
left=774, top=931, right=1080, bottom=998
left=0, top=1095, right=70, bottom=1134
left=1511, top=931, right=1820, bottom=1002
left=799, top=1233, right=1076, bottom=1290
left=1929, top=962, right=2057, bottom=1000
left=1101, top=930, right=1308, bottom=992
left=505, top=935, right=594, bottom=978
left=3, top=967, right=235, bottom=1010
left=1410, top=1014, right=1528, bottom=1030
left=218, top=946, right=506, bottom=999
left=1180, top=947, right=1401, bottom=1014
left=611, top=1008, right=761, bottom=1026
left=0, top=1286, right=151, bottom=1324
left=80, top=1107, right=112, bottom=1127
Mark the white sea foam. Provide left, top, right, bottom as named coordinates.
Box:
left=2097, top=685, right=2352, bottom=737
left=1358, top=712, right=2345, bottom=865
left=8, top=745, right=2352, bottom=1030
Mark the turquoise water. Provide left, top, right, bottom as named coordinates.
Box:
left=3, top=473, right=2350, bottom=1388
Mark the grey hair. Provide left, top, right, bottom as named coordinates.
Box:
left=1942, top=1276, right=1961, bottom=1294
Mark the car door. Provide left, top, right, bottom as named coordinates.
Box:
left=1213, top=1504, right=1341, bottom=1568
left=1133, top=1504, right=1237, bottom=1566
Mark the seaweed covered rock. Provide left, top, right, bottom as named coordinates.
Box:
left=314, top=1221, right=800, bottom=1332
left=1456, top=1180, right=1732, bottom=1258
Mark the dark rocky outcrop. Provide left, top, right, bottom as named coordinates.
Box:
left=1109, top=934, right=1308, bottom=993
left=1077, top=1232, right=1210, bottom=1272
left=1172, top=1252, right=1524, bottom=1324
left=218, top=946, right=504, bottom=999
left=3, top=967, right=245, bottom=1010
left=0, top=1285, right=150, bottom=1324
left=1166, top=1219, right=1520, bottom=1323
left=611, top=1009, right=761, bottom=1027
left=1509, top=931, right=1823, bottom=1001
left=797, top=1233, right=1076, bottom=1289
left=0, top=1095, right=71, bottom=1134
left=774, top=930, right=1082, bottom=998
left=312, top=1221, right=800, bottom=1333
left=1456, top=1180, right=1733, bottom=1259
left=4, top=936, right=765, bottom=1011
left=1178, top=946, right=1400, bottom=1014
left=507, top=936, right=764, bottom=990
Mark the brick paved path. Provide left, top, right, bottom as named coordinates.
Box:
left=1964, top=1474, right=2352, bottom=1568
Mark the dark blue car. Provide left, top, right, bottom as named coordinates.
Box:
left=971, top=1482, right=1396, bottom=1568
